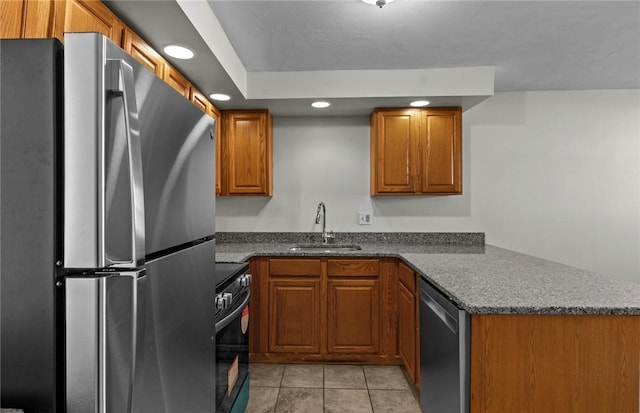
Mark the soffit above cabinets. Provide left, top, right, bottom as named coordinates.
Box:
left=105, top=0, right=639, bottom=116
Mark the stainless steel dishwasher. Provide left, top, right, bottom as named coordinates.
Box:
left=419, top=278, right=470, bottom=413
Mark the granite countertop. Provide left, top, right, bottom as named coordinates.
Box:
left=215, top=234, right=640, bottom=316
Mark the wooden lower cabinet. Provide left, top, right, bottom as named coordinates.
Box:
left=327, top=278, right=379, bottom=354
left=250, top=257, right=399, bottom=364
left=269, top=278, right=321, bottom=354
left=397, top=261, right=419, bottom=387
left=397, top=281, right=418, bottom=385
left=471, top=314, right=640, bottom=413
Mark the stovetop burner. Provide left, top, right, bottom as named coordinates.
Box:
left=215, top=262, right=249, bottom=290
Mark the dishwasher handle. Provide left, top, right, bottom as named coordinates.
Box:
left=420, top=287, right=458, bottom=334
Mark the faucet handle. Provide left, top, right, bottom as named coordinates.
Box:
left=325, top=230, right=336, bottom=244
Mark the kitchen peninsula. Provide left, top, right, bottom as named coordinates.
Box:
left=216, top=232, right=640, bottom=413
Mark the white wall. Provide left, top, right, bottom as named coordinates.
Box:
left=216, top=90, right=640, bottom=284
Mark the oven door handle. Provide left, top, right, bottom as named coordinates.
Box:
left=215, top=291, right=250, bottom=333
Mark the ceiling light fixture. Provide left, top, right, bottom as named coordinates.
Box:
left=311, top=101, right=331, bottom=109
left=361, top=0, right=395, bottom=8
left=209, top=93, right=231, bottom=101
left=410, top=100, right=431, bottom=107
left=163, top=44, right=195, bottom=60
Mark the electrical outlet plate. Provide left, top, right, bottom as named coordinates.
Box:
left=358, top=212, right=372, bottom=225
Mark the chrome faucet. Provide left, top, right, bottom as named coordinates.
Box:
left=315, top=202, right=334, bottom=244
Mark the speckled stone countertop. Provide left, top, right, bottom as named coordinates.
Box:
left=215, top=233, right=640, bottom=315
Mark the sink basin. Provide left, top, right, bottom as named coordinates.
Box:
left=287, top=244, right=362, bottom=253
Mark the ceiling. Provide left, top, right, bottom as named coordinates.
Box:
left=105, top=0, right=639, bottom=116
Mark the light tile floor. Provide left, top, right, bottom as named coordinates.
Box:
left=246, top=364, right=422, bottom=413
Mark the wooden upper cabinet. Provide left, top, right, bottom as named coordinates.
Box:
left=191, top=89, right=210, bottom=113
left=2, top=0, right=64, bottom=40
left=2, top=0, right=125, bottom=47
left=220, top=110, right=273, bottom=196
left=0, top=1, right=25, bottom=38
left=63, top=0, right=123, bottom=44
left=163, top=65, right=191, bottom=99
left=208, top=104, right=222, bottom=196
left=420, top=109, right=462, bottom=194
left=371, top=107, right=462, bottom=195
left=121, top=28, right=165, bottom=78
left=370, top=109, right=420, bottom=194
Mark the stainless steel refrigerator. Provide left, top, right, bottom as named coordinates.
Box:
left=1, top=33, right=216, bottom=412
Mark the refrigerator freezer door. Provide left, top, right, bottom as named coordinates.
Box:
left=65, top=270, right=147, bottom=413
left=64, top=33, right=215, bottom=262
left=136, top=64, right=215, bottom=255
left=134, top=239, right=216, bottom=413
left=64, top=33, right=145, bottom=269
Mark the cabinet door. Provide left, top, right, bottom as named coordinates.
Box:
left=1, top=0, right=27, bottom=38
left=163, top=65, right=191, bottom=99
left=222, top=110, right=273, bottom=196
left=2, top=0, right=65, bottom=40
left=191, top=89, right=210, bottom=113
left=327, top=278, right=380, bottom=354
left=398, top=281, right=418, bottom=384
left=63, top=0, right=123, bottom=45
left=268, top=278, right=321, bottom=354
left=121, top=28, right=165, bottom=78
left=371, top=109, right=420, bottom=194
left=420, top=108, right=462, bottom=194
left=207, top=105, right=222, bottom=196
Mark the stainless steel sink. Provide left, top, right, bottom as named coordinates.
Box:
left=287, top=244, right=362, bottom=253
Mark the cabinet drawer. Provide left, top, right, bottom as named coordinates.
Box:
left=269, top=259, right=321, bottom=277
left=398, top=262, right=416, bottom=293
left=328, top=259, right=379, bottom=277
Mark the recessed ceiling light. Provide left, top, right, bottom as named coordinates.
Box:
left=311, top=101, right=331, bottom=109
left=410, top=100, right=431, bottom=107
left=163, top=44, right=195, bottom=60
left=361, top=0, right=395, bottom=8
left=209, top=93, right=231, bottom=101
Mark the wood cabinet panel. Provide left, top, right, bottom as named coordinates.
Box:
left=420, top=109, right=462, bottom=193
left=163, top=65, right=191, bottom=99
left=327, top=278, right=380, bottom=354
left=398, top=261, right=416, bottom=293
left=1, top=1, right=27, bottom=38
left=327, top=259, right=379, bottom=276
left=221, top=110, right=273, bottom=196
left=270, top=259, right=321, bottom=277
left=63, top=0, right=123, bottom=45
left=208, top=104, right=222, bottom=196
left=248, top=257, right=269, bottom=356
left=379, top=258, right=399, bottom=359
left=397, top=281, right=418, bottom=385
left=190, top=89, right=210, bottom=113
left=471, top=314, right=640, bottom=413
left=249, top=257, right=397, bottom=364
left=1, top=0, right=64, bottom=40
left=370, top=109, right=419, bottom=194
left=268, top=278, right=321, bottom=353
left=371, top=107, right=462, bottom=195
left=121, top=28, right=165, bottom=78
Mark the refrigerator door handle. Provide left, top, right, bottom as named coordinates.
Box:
left=65, top=269, right=146, bottom=413
left=105, top=59, right=145, bottom=268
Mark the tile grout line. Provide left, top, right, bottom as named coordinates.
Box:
left=274, top=365, right=285, bottom=413
left=322, top=365, right=325, bottom=412
left=363, top=366, right=376, bottom=413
